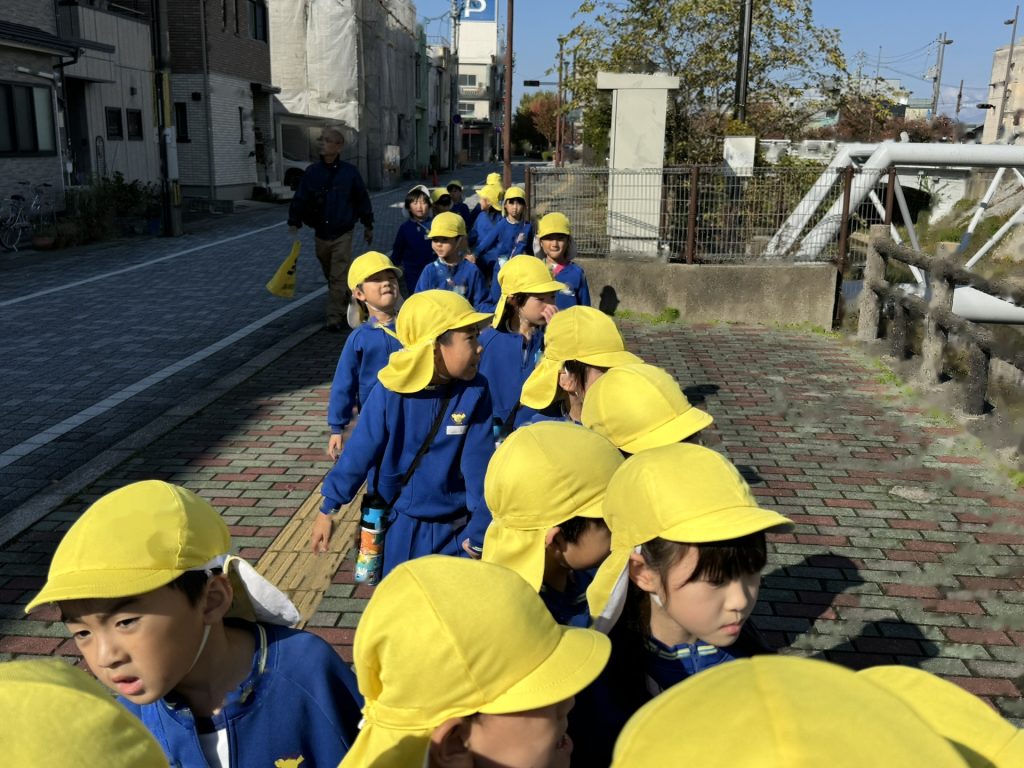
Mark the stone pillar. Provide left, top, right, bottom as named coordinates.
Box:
left=596, top=72, right=679, bottom=258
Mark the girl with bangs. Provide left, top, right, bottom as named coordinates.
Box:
left=570, top=444, right=792, bottom=765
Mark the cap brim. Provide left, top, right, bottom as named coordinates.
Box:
left=660, top=505, right=792, bottom=544
left=520, top=357, right=561, bottom=409
left=578, top=349, right=643, bottom=368
left=619, top=408, right=714, bottom=454
left=482, top=523, right=546, bottom=592
left=452, top=310, right=493, bottom=331
left=480, top=624, right=610, bottom=715
left=26, top=568, right=182, bottom=613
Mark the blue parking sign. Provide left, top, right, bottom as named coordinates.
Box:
left=462, top=0, right=496, bottom=22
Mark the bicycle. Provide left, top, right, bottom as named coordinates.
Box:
left=0, top=181, right=54, bottom=251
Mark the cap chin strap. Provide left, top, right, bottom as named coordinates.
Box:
left=184, top=624, right=212, bottom=677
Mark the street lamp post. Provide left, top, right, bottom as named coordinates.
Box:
left=503, top=0, right=513, bottom=187
left=995, top=6, right=1020, bottom=142
left=930, top=33, right=953, bottom=120
left=556, top=36, right=565, bottom=166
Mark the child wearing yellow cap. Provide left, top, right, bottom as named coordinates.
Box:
left=327, top=251, right=404, bottom=461
left=611, top=657, right=972, bottom=767
left=482, top=422, right=623, bottom=625
left=25, top=480, right=363, bottom=767
left=474, top=185, right=534, bottom=292
left=414, top=211, right=489, bottom=309
left=538, top=211, right=591, bottom=310
left=0, top=659, right=168, bottom=766
left=520, top=305, right=642, bottom=423
left=340, top=556, right=611, bottom=768
left=583, top=445, right=792, bottom=762
left=312, top=290, right=496, bottom=570
left=477, top=254, right=564, bottom=434
left=467, top=183, right=503, bottom=274
left=391, top=184, right=434, bottom=293
left=430, top=186, right=452, bottom=216
left=582, top=363, right=713, bottom=455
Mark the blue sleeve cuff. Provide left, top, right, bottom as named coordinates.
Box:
left=319, top=499, right=340, bottom=514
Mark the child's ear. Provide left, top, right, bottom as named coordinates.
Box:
left=628, top=551, right=660, bottom=593
left=428, top=717, right=474, bottom=768
left=201, top=575, right=234, bottom=623
left=544, top=526, right=565, bottom=551
left=352, top=286, right=366, bottom=302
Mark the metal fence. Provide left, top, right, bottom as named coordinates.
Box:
left=526, top=165, right=886, bottom=266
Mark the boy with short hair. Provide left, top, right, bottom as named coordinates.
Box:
left=447, top=179, right=471, bottom=223
left=414, top=211, right=489, bottom=309
left=26, top=480, right=363, bottom=768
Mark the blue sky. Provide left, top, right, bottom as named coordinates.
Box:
left=415, top=0, right=1019, bottom=125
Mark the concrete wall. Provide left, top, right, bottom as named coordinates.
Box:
left=581, top=259, right=838, bottom=327
left=0, top=0, right=55, bottom=31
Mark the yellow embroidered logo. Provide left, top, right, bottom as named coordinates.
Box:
left=451, top=412, right=467, bottom=425
left=274, top=757, right=304, bottom=768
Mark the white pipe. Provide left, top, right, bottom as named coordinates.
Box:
left=891, top=176, right=925, bottom=286
left=964, top=201, right=1024, bottom=269
left=794, top=144, right=1024, bottom=260
left=957, top=167, right=1006, bottom=257
left=765, top=143, right=879, bottom=256
left=865, top=188, right=903, bottom=243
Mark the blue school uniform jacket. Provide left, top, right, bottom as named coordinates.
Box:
left=478, top=326, right=544, bottom=431
left=469, top=209, right=501, bottom=261
left=540, top=568, right=594, bottom=627
left=451, top=201, right=471, bottom=224
left=320, top=378, right=495, bottom=575
left=414, top=258, right=489, bottom=310
left=474, top=218, right=534, bottom=267
left=327, top=319, right=401, bottom=433
left=391, top=218, right=434, bottom=294
left=552, top=262, right=591, bottom=310
left=121, top=621, right=363, bottom=768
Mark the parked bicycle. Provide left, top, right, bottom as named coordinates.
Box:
left=0, top=182, right=55, bottom=251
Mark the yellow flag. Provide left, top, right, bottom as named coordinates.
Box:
left=267, top=241, right=300, bottom=298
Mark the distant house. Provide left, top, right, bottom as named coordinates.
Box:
left=55, top=0, right=161, bottom=188
left=167, top=0, right=278, bottom=201
left=0, top=0, right=78, bottom=206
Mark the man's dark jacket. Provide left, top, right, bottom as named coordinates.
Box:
left=288, top=157, right=374, bottom=241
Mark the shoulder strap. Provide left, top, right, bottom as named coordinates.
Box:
left=384, top=391, right=454, bottom=510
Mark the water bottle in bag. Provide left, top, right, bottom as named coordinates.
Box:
left=355, top=494, right=386, bottom=585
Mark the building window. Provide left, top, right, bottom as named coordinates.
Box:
left=105, top=107, right=124, bottom=140
left=458, top=101, right=475, bottom=117
left=126, top=109, right=144, bottom=140
left=174, top=102, right=190, bottom=142
left=238, top=106, right=246, bottom=142
left=247, top=0, right=267, bottom=41
left=458, top=73, right=477, bottom=87
left=0, top=82, right=56, bottom=156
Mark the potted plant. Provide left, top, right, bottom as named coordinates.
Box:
left=31, top=221, right=57, bottom=250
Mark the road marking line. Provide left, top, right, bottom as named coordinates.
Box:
left=0, top=287, right=326, bottom=470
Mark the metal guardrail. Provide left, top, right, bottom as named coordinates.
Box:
left=526, top=165, right=897, bottom=266
left=859, top=225, right=1024, bottom=417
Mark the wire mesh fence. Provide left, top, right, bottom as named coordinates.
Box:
left=527, top=165, right=890, bottom=266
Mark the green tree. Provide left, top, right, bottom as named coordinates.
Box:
left=567, top=0, right=846, bottom=164
left=512, top=92, right=559, bottom=152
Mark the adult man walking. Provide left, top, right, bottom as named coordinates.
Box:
left=288, top=127, right=374, bottom=331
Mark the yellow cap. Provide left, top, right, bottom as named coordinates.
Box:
left=475, top=184, right=503, bottom=208
left=0, top=659, right=169, bottom=766
left=486, top=172, right=503, bottom=186
left=587, top=444, right=791, bottom=631
left=611, top=657, right=969, bottom=767
left=491, top=254, right=565, bottom=327
left=341, top=556, right=611, bottom=768
left=446, top=179, right=463, bottom=190
left=538, top=212, right=572, bottom=238
left=427, top=211, right=467, bottom=238
left=377, top=290, right=491, bottom=394
left=581, top=363, right=713, bottom=454
left=430, top=187, right=451, bottom=204
left=860, top=666, right=1024, bottom=767
left=503, top=185, right=526, bottom=202
left=482, top=422, right=624, bottom=591
left=520, top=306, right=642, bottom=410
left=347, top=250, right=402, bottom=291
left=26, top=481, right=300, bottom=625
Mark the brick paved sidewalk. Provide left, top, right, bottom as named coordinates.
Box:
left=1, top=320, right=1022, bottom=719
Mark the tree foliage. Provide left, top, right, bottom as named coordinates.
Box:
left=567, top=0, right=846, bottom=164
left=512, top=91, right=559, bottom=152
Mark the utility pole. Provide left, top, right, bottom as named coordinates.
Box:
left=150, top=0, right=182, bottom=236
left=930, top=33, right=953, bottom=120
left=733, top=0, right=753, bottom=121
left=556, top=36, right=565, bottom=166
left=450, top=0, right=461, bottom=170
left=996, top=6, right=1020, bottom=142
left=502, top=0, right=513, bottom=187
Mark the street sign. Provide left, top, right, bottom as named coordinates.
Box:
left=462, top=0, right=496, bottom=22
